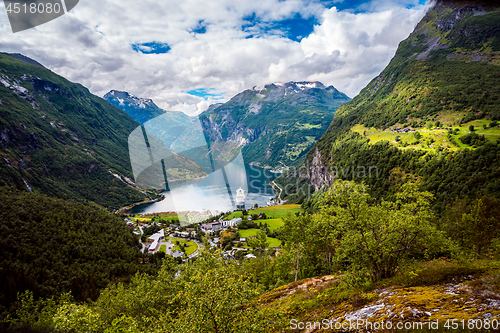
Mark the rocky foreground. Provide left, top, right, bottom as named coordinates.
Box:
left=259, top=260, right=500, bottom=332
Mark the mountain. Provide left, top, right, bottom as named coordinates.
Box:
left=0, top=53, right=165, bottom=210
left=106, top=82, right=350, bottom=171
left=277, top=2, right=500, bottom=213
left=103, top=91, right=201, bottom=153
left=198, top=81, right=351, bottom=169
left=104, top=90, right=165, bottom=125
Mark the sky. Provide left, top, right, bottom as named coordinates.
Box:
left=0, top=0, right=429, bottom=115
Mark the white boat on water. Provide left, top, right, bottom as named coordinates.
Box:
left=236, top=188, right=245, bottom=209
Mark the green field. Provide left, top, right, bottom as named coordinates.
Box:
left=226, top=204, right=301, bottom=249
left=351, top=116, right=500, bottom=152
left=239, top=229, right=281, bottom=247
left=225, top=204, right=302, bottom=220
left=262, top=218, right=283, bottom=232
left=165, top=237, right=198, bottom=256
left=131, top=212, right=180, bottom=224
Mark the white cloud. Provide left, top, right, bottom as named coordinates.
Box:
left=0, top=0, right=428, bottom=115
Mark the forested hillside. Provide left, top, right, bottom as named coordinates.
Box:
left=0, top=53, right=161, bottom=210
left=0, top=188, right=159, bottom=330
left=276, top=2, right=500, bottom=215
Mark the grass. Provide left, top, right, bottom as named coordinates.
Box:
left=165, top=237, right=198, bottom=256
left=267, top=237, right=281, bottom=247
left=131, top=213, right=180, bottom=223
left=351, top=116, right=500, bottom=153
left=262, top=218, right=283, bottom=232
left=257, top=259, right=500, bottom=333
left=159, top=245, right=166, bottom=253
left=238, top=229, right=282, bottom=247
left=227, top=205, right=301, bottom=248
left=239, top=229, right=259, bottom=238
left=225, top=204, right=302, bottom=220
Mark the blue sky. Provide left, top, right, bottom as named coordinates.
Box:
left=132, top=42, right=171, bottom=54
left=186, top=88, right=225, bottom=100
left=0, top=0, right=429, bottom=114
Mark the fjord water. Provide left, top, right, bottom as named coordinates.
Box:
left=127, top=163, right=277, bottom=214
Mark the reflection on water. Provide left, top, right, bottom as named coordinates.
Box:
left=127, top=164, right=278, bottom=215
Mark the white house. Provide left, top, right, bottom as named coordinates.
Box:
left=147, top=229, right=165, bottom=253
left=175, top=231, right=190, bottom=238
left=221, top=218, right=242, bottom=228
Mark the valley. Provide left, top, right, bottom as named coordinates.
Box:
left=1, top=0, right=500, bottom=332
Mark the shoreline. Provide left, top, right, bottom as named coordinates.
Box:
left=116, top=174, right=210, bottom=215
left=116, top=195, right=165, bottom=215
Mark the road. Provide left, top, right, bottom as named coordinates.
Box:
left=271, top=181, right=283, bottom=202
left=137, top=226, right=147, bottom=253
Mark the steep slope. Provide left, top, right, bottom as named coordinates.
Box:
left=0, top=188, right=154, bottom=319
left=199, top=81, right=351, bottom=169
left=0, top=53, right=161, bottom=210
left=277, top=2, right=500, bottom=213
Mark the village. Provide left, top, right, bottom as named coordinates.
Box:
left=123, top=201, right=303, bottom=263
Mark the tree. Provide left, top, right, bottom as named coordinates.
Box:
left=281, top=213, right=310, bottom=281
left=443, top=195, right=500, bottom=256
left=469, top=125, right=475, bottom=132
left=169, top=250, right=284, bottom=333
left=319, top=180, right=447, bottom=281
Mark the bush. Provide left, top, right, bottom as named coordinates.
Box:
left=459, top=132, right=486, bottom=146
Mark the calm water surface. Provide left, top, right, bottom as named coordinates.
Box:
left=128, top=164, right=278, bottom=214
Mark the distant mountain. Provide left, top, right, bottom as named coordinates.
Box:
left=199, top=81, right=351, bottom=169
left=104, top=90, right=165, bottom=125
left=0, top=53, right=205, bottom=209
left=107, top=83, right=350, bottom=170
left=277, top=2, right=500, bottom=212
left=104, top=91, right=199, bottom=152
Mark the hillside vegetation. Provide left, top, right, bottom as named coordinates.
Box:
left=0, top=188, right=160, bottom=330
left=276, top=3, right=500, bottom=215
left=7, top=180, right=499, bottom=332
left=0, top=53, right=160, bottom=210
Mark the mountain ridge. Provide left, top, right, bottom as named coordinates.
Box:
left=276, top=1, right=500, bottom=213
left=199, top=80, right=351, bottom=169
left=104, top=90, right=166, bottom=125
left=0, top=53, right=162, bottom=210
left=106, top=81, right=351, bottom=170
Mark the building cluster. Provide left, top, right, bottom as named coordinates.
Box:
left=200, top=217, right=242, bottom=233
left=392, top=127, right=415, bottom=133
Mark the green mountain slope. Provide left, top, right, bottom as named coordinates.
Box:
left=0, top=53, right=160, bottom=210
left=199, top=81, right=351, bottom=169
left=0, top=188, right=158, bottom=326
left=277, top=2, right=500, bottom=213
